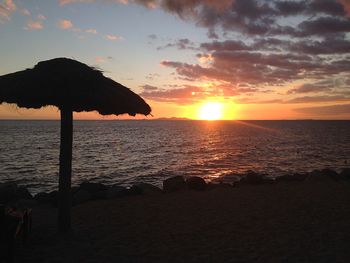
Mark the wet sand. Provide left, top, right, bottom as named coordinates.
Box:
left=20, top=179, right=350, bottom=263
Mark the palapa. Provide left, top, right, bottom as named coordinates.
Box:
left=0, top=58, right=151, bottom=232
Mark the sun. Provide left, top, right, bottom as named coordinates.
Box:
left=198, top=102, right=223, bottom=120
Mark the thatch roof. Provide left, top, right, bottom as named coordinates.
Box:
left=0, top=58, right=151, bottom=116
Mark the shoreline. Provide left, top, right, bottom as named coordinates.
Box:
left=14, top=172, right=350, bottom=262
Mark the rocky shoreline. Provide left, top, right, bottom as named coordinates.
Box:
left=1, top=168, right=350, bottom=262
left=1, top=168, right=350, bottom=208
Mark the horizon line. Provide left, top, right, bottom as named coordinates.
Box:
left=1, top=118, right=350, bottom=121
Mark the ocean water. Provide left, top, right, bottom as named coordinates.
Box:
left=1, top=120, right=349, bottom=194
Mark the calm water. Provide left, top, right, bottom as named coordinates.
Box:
left=1, top=120, right=349, bottom=194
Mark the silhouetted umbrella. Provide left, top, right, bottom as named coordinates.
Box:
left=0, top=58, right=151, bottom=232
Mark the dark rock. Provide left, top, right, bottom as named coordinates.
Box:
left=132, top=183, right=162, bottom=195
left=262, top=177, right=276, bottom=184
left=93, top=190, right=108, bottom=200
left=127, top=185, right=143, bottom=196
left=186, top=176, right=207, bottom=191
left=79, top=182, right=108, bottom=194
left=17, top=187, right=33, bottom=200
left=73, top=189, right=91, bottom=205
left=163, top=176, right=187, bottom=192
left=105, top=186, right=128, bottom=199
left=0, top=182, right=18, bottom=204
left=340, top=168, right=350, bottom=180
left=320, top=169, right=341, bottom=181
left=240, top=172, right=265, bottom=185
left=34, top=191, right=57, bottom=205
left=276, top=173, right=307, bottom=182
left=34, top=192, right=50, bottom=203
left=306, top=170, right=333, bottom=182
left=71, top=186, right=80, bottom=195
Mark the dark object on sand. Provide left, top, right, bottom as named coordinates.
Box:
left=186, top=176, right=207, bottom=191
left=163, top=176, right=187, bottom=192
left=240, top=171, right=266, bottom=185
left=0, top=58, right=151, bottom=232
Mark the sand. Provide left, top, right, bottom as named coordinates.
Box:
left=18, top=180, right=350, bottom=263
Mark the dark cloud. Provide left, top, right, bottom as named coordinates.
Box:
left=286, top=95, right=350, bottom=103
left=130, top=0, right=350, bottom=105
left=297, top=16, right=350, bottom=36
left=237, top=95, right=350, bottom=104
left=132, top=0, right=350, bottom=37
left=287, top=81, right=335, bottom=94
left=289, top=37, right=350, bottom=54
left=200, top=40, right=251, bottom=51
left=148, top=34, right=157, bottom=40
left=145, top=73, right=160, bottom=80
left=295, top=103, right=350, bottom=116
left=140, top=84, right=159, bottom=91
left=140, top=85, right=206, bottom=104
left=157, top=38, right=196, bottom=50
left=140, top=82, right=265, bottom=104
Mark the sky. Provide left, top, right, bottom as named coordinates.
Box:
left=0, top=0, right=350, bottom=120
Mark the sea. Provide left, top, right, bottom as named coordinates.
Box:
left=1, top=120, right=349, bottom=194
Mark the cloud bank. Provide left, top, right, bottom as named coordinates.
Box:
left=58, top=0, right=350, bottom=107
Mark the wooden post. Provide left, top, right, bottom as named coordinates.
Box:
left=58, top=107, right=73, bottom=232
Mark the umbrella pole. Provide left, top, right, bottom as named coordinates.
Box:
left=58, top=107, right=73, bottom=232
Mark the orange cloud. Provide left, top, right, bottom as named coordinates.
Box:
left=24, top=20, right=44, bottom=30
left=20, top=8, right=30, bottom=16
left=0, top=0, right=16, bottom=22
left=95, top=56, right=105, bottom=63
left=58, top=19, right=73, bottom=29
left=86, top=28, right=97, bottom=34
left=105, top=34, right=123, bottom=41
left=37, top=14, right=46, bottom=20
left=59, top=0, right=94, bottom=6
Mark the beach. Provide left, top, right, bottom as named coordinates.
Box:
left=19, top=177, right=350, bottom=263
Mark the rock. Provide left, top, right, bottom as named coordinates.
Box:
left=240, top=171, right=265, bottom=185
left=127, top=185, right=143, bottom=196
left=79, top=182, right=108, bottom=194
left=186, top=177, right=207, bottom=191
left=276, top=173, right=307, bottom=182
left=340, top=168, right=350, bottom=180
left=105, top=186, right=128, bottom=199
left=0, top=182, right=18, bottom=204
left=320, top=169, right=341, bottom=181
left=132, top=183, right=162, bottom=195
left=17, top=187, right=33, bottom=200
left=93, top=190, right=108, bottom=200
left=34, top=191, right=57, bottom=205
left=163, top=176, right=187, bottom=192
left=306, top=169, right=341, bottom=182
left=34, top=192, right=51, bottom=203
left=73, top=189, right=91, bottom=205
left=71, top=186, right=80, bottom=195
left=306, top=170, right=332, bottom=182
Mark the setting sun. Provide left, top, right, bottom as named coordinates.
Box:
left=198, top=102, right=223, bottom=120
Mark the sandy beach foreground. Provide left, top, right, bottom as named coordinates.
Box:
left=19, top=179, right=350, bottom=263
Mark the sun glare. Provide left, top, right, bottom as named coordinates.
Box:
left=198, top=102, right=223, bottom=120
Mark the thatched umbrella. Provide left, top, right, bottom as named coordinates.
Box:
left=0, top=58, right=151, bottom=232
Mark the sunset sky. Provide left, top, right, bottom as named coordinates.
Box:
left=0, top=0, right=350, bottom=120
